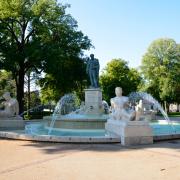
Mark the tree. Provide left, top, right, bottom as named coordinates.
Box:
left=24, top=70, right=41, bottom=114
left=141, top=38, right=180, bottom=107
left=24, top=90, right=41, bottom=110
left=100, top=59, right=142, bottom=102
left=0, top=0, right=91, bottom=113
left=39, top=57, right=88, bottom=103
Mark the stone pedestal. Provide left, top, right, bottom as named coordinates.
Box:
left=105, top=120, right=153, bottom=146
left=85, top=89, right=103, bottom=115
left=0, top=117, right=24, bottom=130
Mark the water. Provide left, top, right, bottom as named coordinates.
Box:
left=150, top=123, right=180, bottom=135
left=20, top=105, right=45, bottom=116
left=48, top=93, right=80, bottom=135
left=20, top=104, right=54, bottom=117
left=102, top=100, right=110, bottom=114
left=26, top=122, right=105, bottom=136
left=25, top=122, right=45, bottom=135
left=48, top=108, right=60, bottom=135
left=25, top=121, right=180, bottom=137
left=129, top=92, right=176, bottom=134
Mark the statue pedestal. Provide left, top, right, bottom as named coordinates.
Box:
left=85, top=89, right=103, bottom=115
left=105, top=119, right=153, bottom=146
left=0, top=117, right=24, bottom=130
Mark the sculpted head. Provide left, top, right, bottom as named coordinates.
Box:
left=90, top=54, right=94, bottom=59
left=2, top=92, right=11, bottom=101
left=115, top=87, right=122, bottom=97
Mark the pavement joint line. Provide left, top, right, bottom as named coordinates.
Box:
left=0, top=154, right=66, bottom=175
left=0, top=147, right=90, bottom=175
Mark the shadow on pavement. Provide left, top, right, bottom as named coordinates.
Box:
left=14, top=139, right=180, bottom=155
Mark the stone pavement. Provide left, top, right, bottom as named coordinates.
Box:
left=0, top=139, right=180, bottom=180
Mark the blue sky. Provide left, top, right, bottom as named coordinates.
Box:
left=60, top=0, right=180, bottom=72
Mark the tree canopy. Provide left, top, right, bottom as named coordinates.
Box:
left=141, top=38, right=180, bottom=104
left=100, top=59, right=142, bottom=102
left=0, top=0, right=91, bottom=113
left=39, top=56, right=88, bottom=103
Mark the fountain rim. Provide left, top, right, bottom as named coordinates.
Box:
left=0, top=130, right=120, bottom=143
left=0, top=130, right=180, bottom=143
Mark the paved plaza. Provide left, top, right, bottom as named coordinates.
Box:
left=0, top=138, right=180, bottom=180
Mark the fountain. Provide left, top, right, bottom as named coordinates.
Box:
left=47, top=93, right=80, bottom=135
left=0, top=55, right=179, bottom=144
left=43, top=54, right=109, bottom=136
left=44, top=90, right=109, bottom=135
left=105, top=87, right=154, bottom=145
left=129, top=92, right=173, bottom=124
left=22, top=87, right=115, bottom=142
left=128, top=92, right=177, bottom=134
left=0, top=87, right=180, bottom=144
left=22, top=54, right=114, bottom=142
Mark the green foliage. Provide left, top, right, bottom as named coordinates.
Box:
left=24, top=90, right=41, bottom=110
left=0, top=70, right=16, bottom=96
left=39, top=57, right=88, bottom=103
left=141, top=38, right=180, bottom=103
left=100, top=59, right=142, bottom=102
left=24, top=111, right=52, bottom=120
left=0, top=0, right=91, bottom=113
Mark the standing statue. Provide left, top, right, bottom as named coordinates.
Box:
left=86, top=54, right=100, bottom=88
left=110, top=87, right=135, bottom=121
left=0, top=92, right=20, bottom=118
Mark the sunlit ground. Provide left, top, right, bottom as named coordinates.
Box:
left=0, top=139, right=180, bottom=180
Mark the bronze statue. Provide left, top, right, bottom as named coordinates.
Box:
left=86, top=54, right=100, bottom=88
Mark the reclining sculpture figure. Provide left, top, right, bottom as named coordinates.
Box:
left=0, top=92, right=20, bottom=118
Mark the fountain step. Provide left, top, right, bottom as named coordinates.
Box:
left=0, top=131, right=120, bottom=143
left=44, top=115, right=108, bottom=129
left=0, top=119, right=25, bottom=130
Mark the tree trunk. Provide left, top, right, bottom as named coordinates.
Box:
left=164, top=101, right=168, bottom=113
left=167, top=103, right=170, bottom=113
left=16, top=68, right=25, bottom=115
left=27, top=71, right=31, bottom=115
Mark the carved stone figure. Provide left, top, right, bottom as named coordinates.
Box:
left=71, top=101, right=86, bottom=114
left=135, top=100, right=145, bottom=121
left=0, top=92, right=20, bottom=118
left=110, top=87, right=135, bottom=121
left=86, top=54, right=100, bottom=88
left=102, top=100, right=109, bottom=114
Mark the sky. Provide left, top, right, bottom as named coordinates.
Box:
left=60, top=0, right=180, bottom=72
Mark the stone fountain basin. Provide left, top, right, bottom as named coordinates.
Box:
left=0, top=120, right=180, bottom=143
left=44, top=114, right=109, bottom=130
left=0, top=118, right=25, bottom=130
